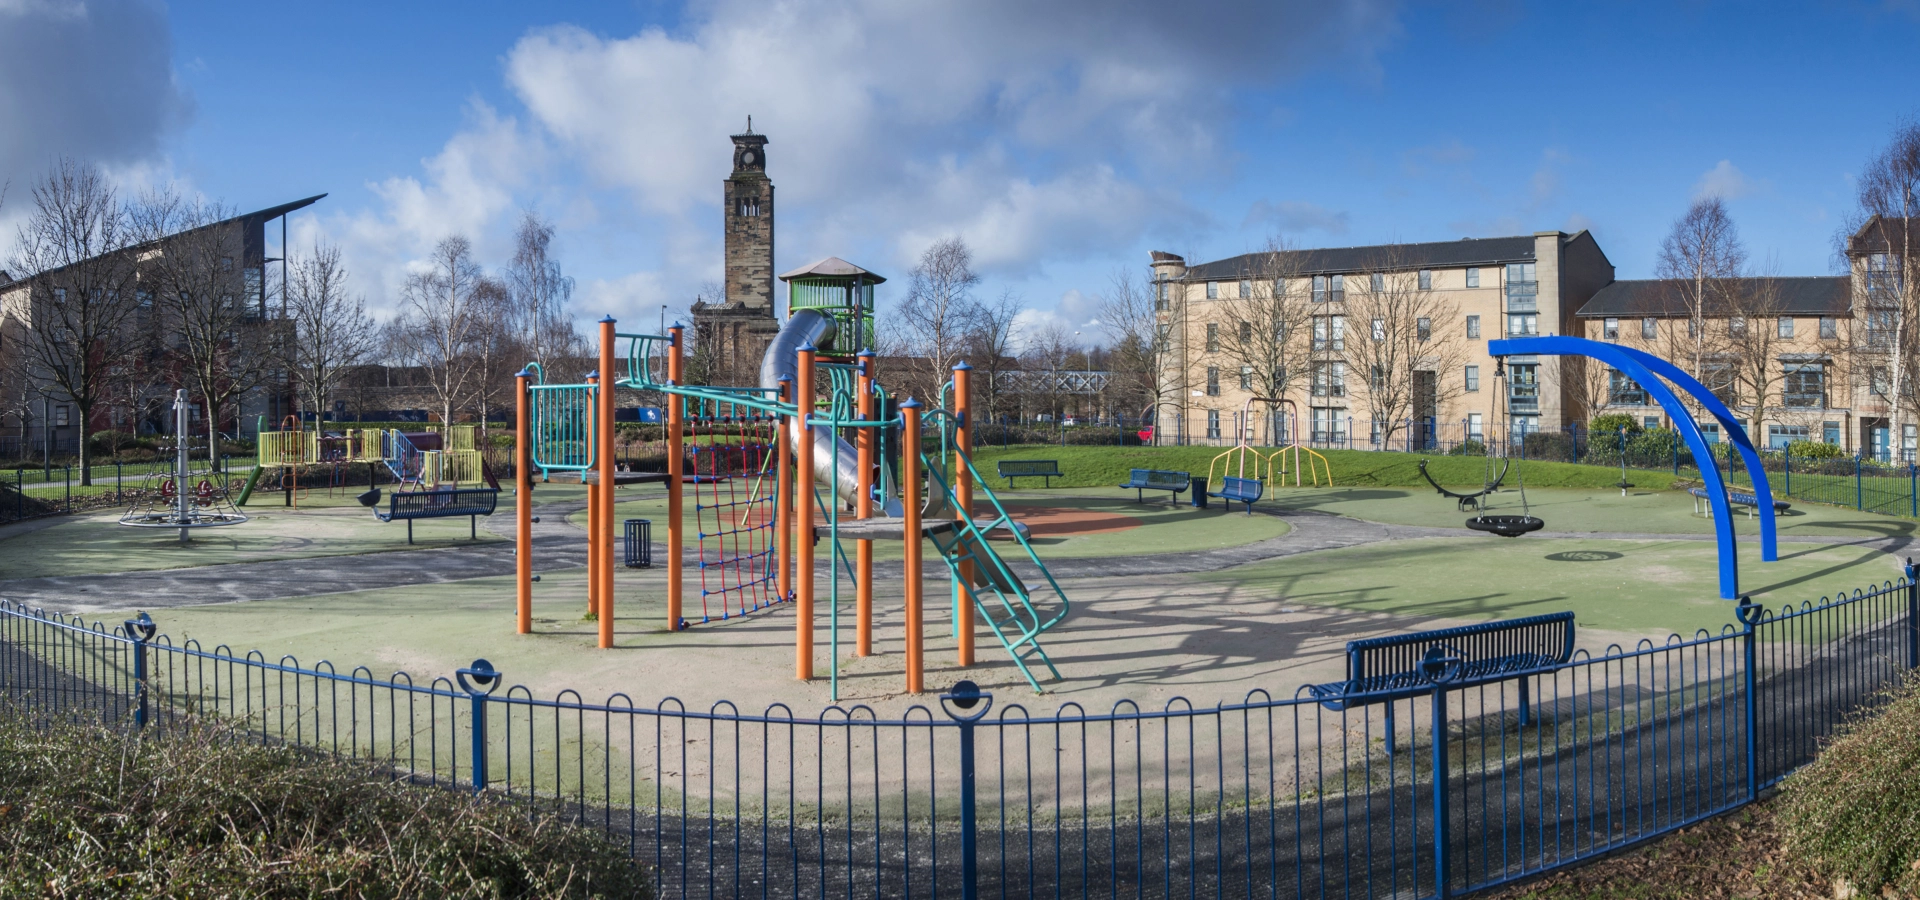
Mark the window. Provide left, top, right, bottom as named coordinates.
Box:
left=1464, top=365, right=1480, bottom=392
left=1466, top=268, right=1480, bottom=288
left=1207, top=410, right=1221, bottom=439
left=1311, top=407, right=1346, bottom=444
left=1206, top=367, right=1220, bottom=396
left=1783, top=362, right=1824, bottom=408
left=1778, top=317, right=1794, bottom=339
left=1729, top=316, right=1746, bottom=336
left=1370, top=272, right=1384, bottom=292
left=1820, top=317, right=1837, bottom=339
left=1311, top=274, right=1345, bottom=303
left=1467, top=413, right=1484, bottom=440
left=1466, top=315, right=1481, bottom=339
left=1906, top=425, right=1918, bottom=463
left=1868, top=252, right=1903, bottom=303
left=1871, top=366, right=1893, bottom=397
left=1239, top=321, right=1252, bottom=342
left=1312, top=362, right=1346, bottom=397
left=1642, top=317, right=1657, bottom=340
left=1509, top=363, right=1539, bottom=411
left=1204, top=281, right=1218, bottom=300
left=1609, top=369, right=1648, bottom=405
left=1312, top=275, right=1327, bottom=302
left=53, top=288, right=66, bottom=304
left=736, top=198, right=760, bottom=216
left=1418, top=269, right=1432, bottom=290
left=1508, top=314, right=1538, bottom=335
left=1688, top=318, right=1702, bottom=338
left=1371, top=365, right=1385, bottom=390
left=1155, top=324, right=1170, bottom=348
left=1644, top=416, right=1659, bottom=430
left=1206, top=323, right=1220, bottom=352
left=136, top=290, right=153, bottom=311
left=1702, top=363, right=1738, bottom=406
left=1699, top=421, right=1721, bottom=444
left=1769, top=425, right=1810, bottom=450
left=54, top=405, right=70, bottom=427
left=1868, top=310, right=1896, bottom=348
left=1417, top=317, right=1431, bottom=342
left=1239, top=366, right=1253, bottom=391
left=1369, top=416, right=1385, bottom=446
left=1505, top=262, right=1538, bottom=312
left=1371, top=317, right=1386, bottom=341
left=1239, top=279, right=1252, bottom=299
left=1155, top=281, right=1168, bottom=310
left=1312, top=316, right=1345, bottom=351
left=1603, top=317, right=1619, bottom=340
left=1824, top=421, right=1842, bottom=445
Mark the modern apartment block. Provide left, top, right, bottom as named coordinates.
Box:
left=1150, top=232, right=1614, bottom=447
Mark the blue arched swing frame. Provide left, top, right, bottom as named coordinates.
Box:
left=1487, top=336, right=1777, bottom=599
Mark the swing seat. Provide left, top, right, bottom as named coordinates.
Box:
left=1466, top=515, right=1545, bottom=537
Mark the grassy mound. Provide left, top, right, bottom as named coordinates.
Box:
left=1777, top=677, right=1920, bottom=896
left=965, top=444, right=1645, bottom=492
left=0, top=716, right=648, bottom=898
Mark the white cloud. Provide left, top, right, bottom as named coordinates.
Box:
left=1693, top=159, right=1753, bottom=201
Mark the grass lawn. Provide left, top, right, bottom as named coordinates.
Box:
left=1201, top=536, right=1903, bottom=638
left=0, top=504, right=502, bottom=579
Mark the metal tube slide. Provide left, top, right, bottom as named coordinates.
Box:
left=760, top=308, right=864, bottom=506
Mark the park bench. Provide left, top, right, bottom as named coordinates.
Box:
left=1305, top=611, right=1576, bottom=754
left=1688, top=486, right=1791, bottom=519
left=372, top=487, right=499, bottom=544
left=997, top=459, right=1063, bottom=488
left=1119, top=468, right=1191, bottom=503
left=1208, top=475, right=1264, bottom=513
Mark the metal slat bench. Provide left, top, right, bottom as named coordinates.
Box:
left=996, top=459, right=1062, bottom=488
left=1208, top=475, right=1264, bottom=513
left=1306, top=611, right=1576, bottom=754
left=1119, top=468, right=1190, bottom=503
left=1688, top=486, right=1791, bottom=519
left=373, top=487, right=500, bottom=544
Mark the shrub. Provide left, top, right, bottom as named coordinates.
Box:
left=1777, top=678, right=1920, bottom=897
left=1588, top=413, right=1642, bottom=437
left=1786, top=439, right=1845, bottom=460
left=1447, top=439, right=1486, bottom=457
left=0, top=715, right=649, bottom=897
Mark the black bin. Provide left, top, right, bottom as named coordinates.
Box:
left=624, top=518, right=652, bottom=568
left=1190, top=475, right=1208, bottom=509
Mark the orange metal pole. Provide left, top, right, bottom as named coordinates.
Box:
left=666, top=325, right=685, bottom=631
left=902, top=398, right=924, bottom=694
left=795, top=345, right=816, bottom=681
left=515, top=369, right=533, bottom=634
left=854, top=352, right=875, bottom=657
left=776, top=376, right=793, bottom=605
left=597, top=317, right=617, bottom=649
left=953, top=362, right=974, bottom=667
left=585, top=372, right=601, bottom=620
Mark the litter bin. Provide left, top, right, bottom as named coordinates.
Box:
left=1190, top=475, right=1208, bottom=509
left=624, top=518, right=652, bottom=568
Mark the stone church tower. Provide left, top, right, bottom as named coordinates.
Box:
left=690, top=122, right=781, bottom=386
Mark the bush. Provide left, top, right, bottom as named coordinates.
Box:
left=1778, top=678, right=1920, bottom=897
left=0, top=715, right=648, bottom=897
left=1786, top=439, right=1845, bottom=460
left=1588, top=413, right=1642, bottom=437
left=1447, top=439, right=1486, bottom=457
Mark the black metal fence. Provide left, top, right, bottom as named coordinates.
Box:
left=2, top=569, right=1914, bottom=898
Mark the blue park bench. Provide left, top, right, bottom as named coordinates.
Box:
left=1306, top=611, right=1577, bottom=754
left=1208, top=476, right=1264, bottom=513
left=997, top=459, right=1063, bottom=488
left=368, top=487, right=500, bottom=544
left=1119, top=468, right=1191, bottom=503
left=1688, top=486, right=1791, bottom=519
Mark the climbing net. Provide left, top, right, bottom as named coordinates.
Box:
left=686, top=396, right=781, bottom=624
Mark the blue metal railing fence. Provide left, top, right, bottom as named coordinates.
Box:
left=1, top=566, right=1914, bottom=898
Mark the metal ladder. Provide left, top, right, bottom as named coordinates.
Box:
left=918, top=430, right=1067, bottom=692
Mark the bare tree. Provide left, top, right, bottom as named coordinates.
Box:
left=466, top=276, right=518, bottom=442
left=1213, top=238, right=1314, bottom=441
left=5, top=160, right=142, bottom=483
left=1656, top=198, right=1747, bottom=388
left=897, top=236, right=981, bottom=400
left=133, top=192, right=280, bottom=471
left=282, top=242, right=376, bottom=430
left=1018, top=321, right=1077, bottom=424
left=389, top=236, right=486, bottom=427
left=1097, top=266, right=1181, bottom=439
left=1842, top=119, right=1920, bottom=454
left=505, top=211, right=583, bottom=376
left=965, top=288, right=1024, bottom=423
left=1340, top=250, right=1468, bottom=448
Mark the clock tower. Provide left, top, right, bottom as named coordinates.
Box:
left=691, top=121, right=780, bottom=386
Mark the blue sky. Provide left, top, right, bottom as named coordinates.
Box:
left=4, top=0, right=1918, bottom=345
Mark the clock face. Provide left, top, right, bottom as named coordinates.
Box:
left=742, top=150, right=756, bottom=166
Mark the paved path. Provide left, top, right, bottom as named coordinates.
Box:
left=4, top=495, right=1915, bottom=615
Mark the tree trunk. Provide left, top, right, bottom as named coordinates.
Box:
left=76, top=400, right=93, bottom=486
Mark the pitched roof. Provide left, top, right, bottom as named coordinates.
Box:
left=1576, top=276, right=1850, bottom=318
left=778, top=256, right=886, bottom=284
left=1176, top=234, right=1542, bottom=281
left=1848, top=215, right=1916, bottom=256
left=4, top=194, right=326, bottom=285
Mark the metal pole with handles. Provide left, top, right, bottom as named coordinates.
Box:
left=174, top=390, right=191, bottom=542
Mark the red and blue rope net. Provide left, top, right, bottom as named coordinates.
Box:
left=687, top=398, right=781, bottom=624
